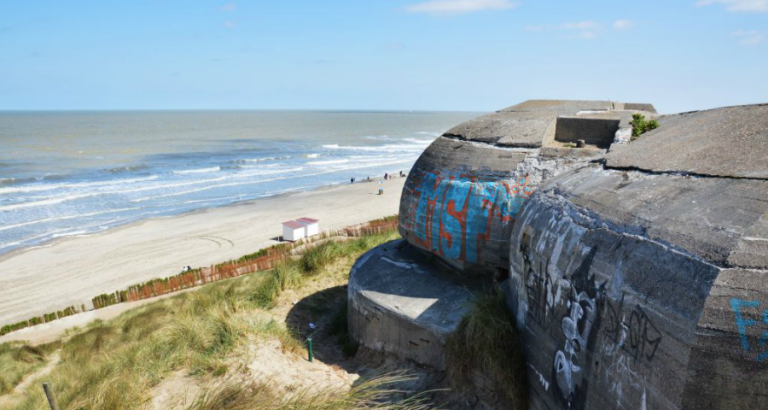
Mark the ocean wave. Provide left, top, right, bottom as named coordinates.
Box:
left=172, top=166, right=221, bottom=175
left=303, top=153, right=320, bottom=158
left=104, top=164, right=151, bottom=174
left=132, top=158, right=414, bottom=203
left=401, top=138, right=432, bottom=145
left=307, top=159, right=349, bottom=165
left=321, top=143, right=427, bottom=152
left=0, top=207, right=143, bottom=232
left=362, top=135, right=392, bottom=141
left=233, top=167, right=303, bottom=178
left=235, top=155, right=291, bottom=164
left=0, top=175, right=160, bottom=195
left=50, top=230, right=89, bottom=239
left=41, top=173, right=69, bottom=181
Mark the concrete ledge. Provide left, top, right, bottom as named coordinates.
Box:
left=348, top=239, right=473, bottom=370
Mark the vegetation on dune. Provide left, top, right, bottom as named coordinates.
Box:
left=187, top=374, right=432, bottom=410
left=446, top=287, right=528, bottom=409
left=2, top=222, right=402, bottom=410
left=630, top=113, right=660, bottom=141
left=0, top=341, right=60, bottom=395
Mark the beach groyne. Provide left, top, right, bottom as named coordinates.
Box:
left=350, top=100, right=768, bottom=409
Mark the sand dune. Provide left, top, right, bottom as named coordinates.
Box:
left=0, top=178, right=405, bottom=340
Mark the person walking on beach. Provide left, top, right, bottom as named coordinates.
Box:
left=378, top=180, right=384, bottom=195
left=384, top=172, right=388, bottom=180
left=350, top=177, right=355, bottom=184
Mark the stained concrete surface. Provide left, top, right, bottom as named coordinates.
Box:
left=348, top=239, right=474, bottom=370
left=507, top=103, right=768, bottom=409
left=606, top=104, right=768, bottom=179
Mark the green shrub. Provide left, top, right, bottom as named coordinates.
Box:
left=630, top=113, right=660, bottom=141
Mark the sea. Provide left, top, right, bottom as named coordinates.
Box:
left=0, top=110, right=479, bottom=255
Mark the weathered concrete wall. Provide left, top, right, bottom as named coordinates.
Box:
left=507, top=104, right=768, bottom=409
left=398, top=100, right=653, bottom=274
left=554, top=117, right=620, bottom=148
left=348, top=239, right=473, bottom=370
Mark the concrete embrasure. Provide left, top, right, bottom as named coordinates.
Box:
left=348, top=239, right=474, bottom=370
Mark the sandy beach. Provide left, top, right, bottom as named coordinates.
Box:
left=0, top=178, right=405, bottom=340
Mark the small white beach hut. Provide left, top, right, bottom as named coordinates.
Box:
left=297, top=217, right=320, bottom=237
left=282, top=220, right=306, bottom=242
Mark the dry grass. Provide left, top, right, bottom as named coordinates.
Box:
left=187, top=374, right=433, bottom=410
left=446, top=287, right=528, bottom=409
left=2, top=228, right=401, bottom=410
left=0, top=341, right=60, bottom=395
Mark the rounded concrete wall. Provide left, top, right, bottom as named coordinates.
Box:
left=507, top=105, right=768, bottom=410
left=398, top=136, right=534, bottom=273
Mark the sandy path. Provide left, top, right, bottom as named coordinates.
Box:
left=0, top=178, right=405, bottom=335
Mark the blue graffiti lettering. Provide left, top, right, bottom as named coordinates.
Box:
left=730, top=298, right=768, bottom=362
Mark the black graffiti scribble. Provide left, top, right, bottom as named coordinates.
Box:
left=521, top=229, right=557, bottom=331
left=604, top=293, right=662, bottom=363
left=525, top=256, right=558, bottom=330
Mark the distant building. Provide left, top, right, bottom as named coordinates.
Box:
left=282, top=220, right=305, bottom=242
left=297, top=217, right=320, bottom=237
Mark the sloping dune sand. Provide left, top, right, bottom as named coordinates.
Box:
left=0, top=178, right=405, bottom=340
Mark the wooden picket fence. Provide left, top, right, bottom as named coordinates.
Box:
left=91, top=216, right=399, bottom=308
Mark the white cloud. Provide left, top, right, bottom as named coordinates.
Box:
left=525, top=21, right=605, bottom=39
left=404, top=0, right=519, bottom=16
left=733, top=29, right=765, bottom=45
left=561, top=21, right=603, bottom=39
left=613, top=19, right=634, bottom=30
left=221, top=2, right=236, bottom=12
left=697, top=0, right=768, bottom=12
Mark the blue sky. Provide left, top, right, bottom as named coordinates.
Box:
left=0, top=0, right=766, bottom=113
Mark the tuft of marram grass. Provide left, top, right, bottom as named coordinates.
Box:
left=187, top=373, right=435, bottom=410
left=446, top=287, right=528, bottom=409
left=0, top=341, right=59, bottom=396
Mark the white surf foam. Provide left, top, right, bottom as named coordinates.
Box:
left=172, top=166, right=221, bottom=175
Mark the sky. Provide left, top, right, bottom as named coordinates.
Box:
left=0, top=0, right=766, bottom=113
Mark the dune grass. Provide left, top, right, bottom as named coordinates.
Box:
left=0, top=341, right=60, bottom=396
left=2, top=228, right=400, bottom=410
left=187, top=374, right=432, bottom=410
left=446, top=287, right=528, bottom=409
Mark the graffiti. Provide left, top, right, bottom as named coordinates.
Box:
left=529, top=363, right=551, bottom=391
left=403, top=168, right=533, bottom=264
left=730, top=298, right=768, bottom=362
left=521, top=228, right=558, bottom=330
left=603, top=294, right=662, bottom=363
left=551, top=248, right=605, bottom=410
left=601, top=335, right=646, bottom=409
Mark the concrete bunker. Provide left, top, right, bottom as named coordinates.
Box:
left=344, top=100, right=768, bottom=409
